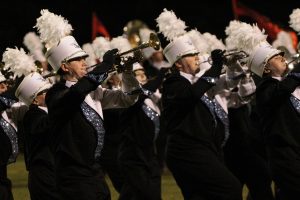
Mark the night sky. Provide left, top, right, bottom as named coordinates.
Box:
left=0, top=0, right=299, bottom=57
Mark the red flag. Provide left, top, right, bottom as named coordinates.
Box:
left=92, top=12, right=110, bottom=40
left=231, top=0, right=298, bottom=49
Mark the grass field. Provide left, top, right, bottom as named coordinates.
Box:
left=8, top=154, right=251, bottom=200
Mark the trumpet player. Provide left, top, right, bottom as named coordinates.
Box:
left=117, top=62, right=169, bottom=200
left=15, top=72, right=58, bottom=200
left=228, top=16, right=300, bottom=199
left=220, top=54, right=275, bottom=200
left=157, top=9, right=242, bottom=200
left=35, top=9, right=140, bottom=200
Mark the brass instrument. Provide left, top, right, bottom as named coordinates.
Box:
left=87, top=33, right=161, bottom=73
left=123, top=20, right=149, bottom=47
left=118, top=33, right=161, bottom=56
left=42, top=71, right=57, bottom=79
left=200, top=50, right=249, bottom=65
left=286, top=53, right=300, bottom=70
left=34, top=61, right=58, bottom=80
left=277, top=45, right=300, bottom=70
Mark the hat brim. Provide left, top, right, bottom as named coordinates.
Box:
left=66, top=51, right=89, bottom=62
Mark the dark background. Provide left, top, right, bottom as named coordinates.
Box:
left=0, top=0, right=299, bottom=58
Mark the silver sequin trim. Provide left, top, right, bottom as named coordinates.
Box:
left=85, top=72, right=108, bottom=84
left=201, top=95, right=229, bottom=147
left=0, top=117, right=18, bottom=164
left=141, top=88, right=153, bottom=96
left=290, top=95, right=300, bottom=114
left=0, top=96, right=16, bottom=108
left=201, top=77, right=217, bottom=84
left=142, top=104, right=160, bottom=141
left=288, top=72, right=300, bottom=79
left=214, top=100, right=230, bottom=147
left=200, top=96, right=217, bottom=126
left=80, top=102, right=105, bottom=159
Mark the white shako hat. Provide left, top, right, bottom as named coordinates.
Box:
left=15, top=72, right=52, bottom=106
left=132, top=62, right=144, bottom=72
left=248, top=41, right=282, bottom=77
left=225, top=20, right=282, bottom=77
left=156, top=9, right=198, bottom=65
left=35, top=9, right=88, bottom=72
left=2, top=47, right=51, bottom=105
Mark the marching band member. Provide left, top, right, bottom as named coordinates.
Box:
left=17, top=72, right=58, bottom=200
left=0, top=70, right=17, bottom=200
left=118, top=62, right=167, bottom=200
left=222, top=20, right=275, bottom=200
left=156, top=9, right=242, bottom=200
left=2, top=47, right=57, bottom=200
left=139, top=28, right=171, bottom=80
left=238, top=12, right=300, bottom=199
left=35, top=9, right=139, bottom=200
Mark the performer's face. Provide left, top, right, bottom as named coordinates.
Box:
left=0, top=82, right=8, bottom=94
left=175, top=54, right=200, bottom=75
left=62, top=57, right=88, bottom=81
left=134, top=69, right=147, bottom=85
left=33, top=90, right=47, bottom=107
left=264, top=54, right=288, bottom=77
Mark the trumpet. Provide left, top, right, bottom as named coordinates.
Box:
left=286, top=53, right=300, bottom=70
left=87, top=33, right=161, bottom=73
left=119, top=33, right=161, bottom=56
left=200, top=50, right=249, bottom=65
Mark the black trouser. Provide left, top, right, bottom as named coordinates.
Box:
left=224, top=140, right=274, bottom=200
left=118, top=140, right=162, bottom=200
left=268, top=145, right=300, bottom=200
left=100, top=145, right=124, bottom=193
left=119, top=158, right=161, bottom=200
left=56, top=154, right=111, bottom=200
left=0, top=166, right=13, bottom=200
left=166, top=146, right=242, bottom=200
left=28, top=163, right=59, bottom=200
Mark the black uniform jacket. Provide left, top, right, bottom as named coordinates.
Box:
left=161, top=72, right=225, bottom=159
left=23, top=104, right=54, bottom=170
left=256, top=76, right=300, bottom=147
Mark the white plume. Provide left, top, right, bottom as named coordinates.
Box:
left=289, top=8, right=300, bottom=33
left=92, top=36, right=111, bottom=61
left=2, top=47, right=37, bottom=78
left=110, top=36, right=131, bottom=55
left=202, top=32, right=225, bottom=53
left=225, top=20, right=267, bottom=54
left=186, top=29, right=210, bottom=53
left=23, top=32, right=46, bottom=62
left=139, top=28, right=154, bottom=43
left=156, top=8, right=187, bottom=41
left=82, top=43, right=97, bottom=66
left=23, top=32, right=43, bottom=52
left=35, top=9, right=73, bottom=49
left=272, top=31, right=296, bottom=54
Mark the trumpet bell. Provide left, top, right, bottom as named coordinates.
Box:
left=149, top=33, right=161, bottom=51
left=119, top=33, right=161, bottom=56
